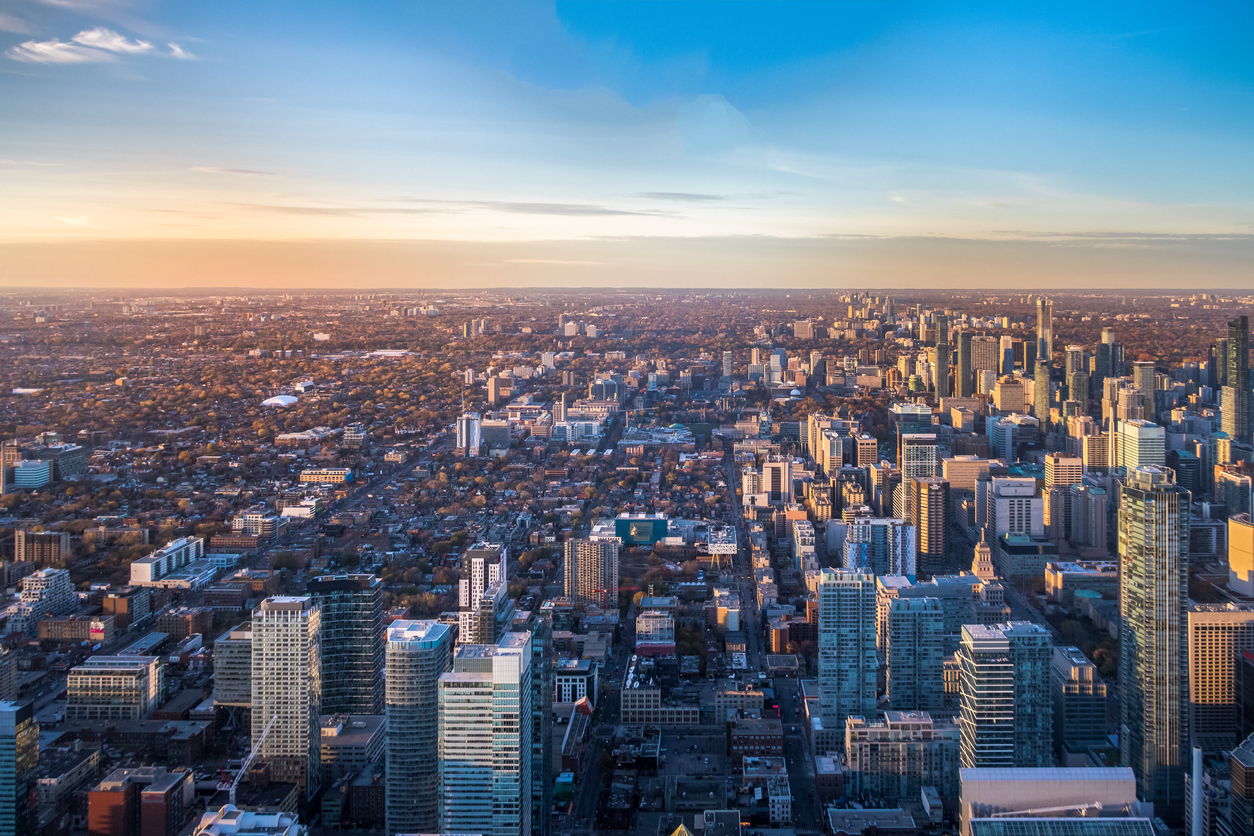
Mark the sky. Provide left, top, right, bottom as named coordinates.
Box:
left=2, top=0, right=1253, bottom=289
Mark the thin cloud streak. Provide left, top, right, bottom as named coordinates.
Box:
left=192, top=167, right=274, bottom=177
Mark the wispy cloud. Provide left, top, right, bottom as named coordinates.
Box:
left=7, top=38, right=115, bottom=63
left=635, top=192, right=725, bottom=202
left=230, top=203, right=436, bottom=216
left=6, top=27, right=194, bottom=63
left=55, top=216, right=90, bottom=226
left=192, top=167, right=274, bottom=177
left=0, top=12, right=35, bottom=34
left=72, top=27, right=153, bottom=54
left=401, top=198, right=677, bottom=217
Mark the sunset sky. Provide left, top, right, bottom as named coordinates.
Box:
left=2, top=0, right=1253, bottom=288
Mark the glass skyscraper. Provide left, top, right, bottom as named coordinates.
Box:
left=308, top=574, right=385, bottom=715
left=1118, top=466, right=1190, bottom=822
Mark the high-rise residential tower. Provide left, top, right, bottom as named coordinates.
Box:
left=817, top=569, right=877, bottom=737
left=458, top=543, right=508, bottom=643
left=1223, top=316, right=1251, bottom=445
left=438, top=632, right=533, bottom=836
left=957, top=621, right=1053, bottom=769
left=886, top=597, right=944, bottom=712
left=385, top=620, right=453, bottom=835
left=1119, top=466, right=1190, bottom=821
left=1036, top=297, right=1053, bottom=363
left=562, top=538, right=620, bottom=610
left=308, top=574, right=384, bottom=715
left=1132, top=360, right=1158, bottom=424
left=909, top=477, right=949, bottom=577
left=957, top=330, right=974, bottom=398
left=251, top=596, right=322, bottom=798
left=935, top=314, right=950, bottom=399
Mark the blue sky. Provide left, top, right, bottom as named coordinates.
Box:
left=1, top=0, right=1253, bottom=287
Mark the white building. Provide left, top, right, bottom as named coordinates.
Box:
left=983, top=478, right=1043, bottom=540
left=194, top=806, right=305, bottom=836
left=252, top=597, right=322, bottom=797
left=438, top=632, right=533, bottom=836
left=456, top=412, right=482, bottom=456
left=129, top=536, right=206, bottom=586
left=4, top=568, right=78, bottom=634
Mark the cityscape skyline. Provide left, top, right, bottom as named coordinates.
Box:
left=3, top=2, right=1253, bottom=287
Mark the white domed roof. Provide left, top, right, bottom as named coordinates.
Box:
left=262, top=395, right=298, bottom=407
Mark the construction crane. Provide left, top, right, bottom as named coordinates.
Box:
left=230, top=714, right=277, bottom=806
left=989, top=803, right=1105, bottom=818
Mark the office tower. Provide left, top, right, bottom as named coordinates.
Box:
left=957, top=622, right=1053, bottom=769
left=1000, top=335, right=1015, bottom=375
left=1064, top=345, right=1085, bottom=376
left=1096, top=327, right=1124, bottom=388
left=385, top=620, right=453, bottom=835
left=845, top=712, right=961, bottom=800
left=1050, top=646, right=1108, bottom=763
left=763, top=457, right=793, bottom=503
left=438, top=632, right=533, bottom=836
left=1067, top=370, right=1090, bottom=415
left=886, top=597, right=944, bottom=711
left=486, top=375, right=502, bottom=405
left=562, top=538, right=619, bottom=609
left=992, top=375, right=1026, bottom=413
left=817, top=569, right=877, bottom=734
left=1188, top=604, right=1254, bottom=751
left=1233, top=514, right=1254, bottom=596
left=456, top=412, right=481, bottom=456
left=750, top=347, right=762, bottom=367
left=522, top=611, right=553, bottom=836
left=1118, top=419, right=1166, bottom=468
left=900, top=433, right=938, bottom=480
left=957, top=331, right=974, bottom=398
left=1045, top=453, right=1083, bottom=488
left=308, top=574, right=384, bottom=715
left=910, top=477, right=950, bottom=577
left=1217, top=469, right=1254, bottom=516
left=722, top=350, right=733, bottom=380
left=1132, top=360, right=1157, bottom=423
left=1166, top=449, right=1201, bottom=497
left=1118, top=466, right=1189, bottom=820
left=251, top=596, right=322, bottom=797
left=842, top=518, right=917, bottom=577
left=0, top=702, right=36, bottom=836
left=1037, top=297, right=1054, bottom=363
left=971, top=335, right=999, bottom=376
left=212, top=624, right=252, bottom=726
left=1033, top=361, right=1051, bottom=425
left=935, top=315, right=951, bottom=399
left=1223, top=317, right=1252, bottom=445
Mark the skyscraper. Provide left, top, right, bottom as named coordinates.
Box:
left=1119, top=466, right=1189, bottom=821
left=910, top=477, right=949, bottom=577
left=1188, top=604, right=1254, bottom=752
left=459, top=543, right=508, bottom=643
left=935, top=314, right=950, bottom=399
left=817, top=569, right=877, bottom=737
left=1223, top=316, right=1251, bottom=445
left=456, top=412, right=482, bottom=456
left=971, top=335, right=999, bottom=376
left=886, top=597, right=944, bottom=712
left=386, top=620, right=453, bottom=835
left=957, top=330, right=974, bottom=398
left=438, top=632, right=533, bottom=836
left=562, top=537, right=619, bottom=610
left=1132, top=360, right=1157, bottom=424
left=251, top=596, right=322, bottom=798
left=957, top=621, right=1053, bottom=769
left=308, top=574, right=384, bottom=715
left=1036, top=297, right=1053, bottom=363
left=1033, top=360, right=1051, bottom=426
left=0, top=702, right=36, bottom=836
